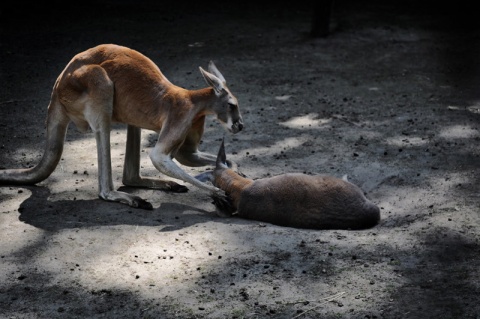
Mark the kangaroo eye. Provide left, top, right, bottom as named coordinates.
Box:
left=228, top=103, right=236, bottom=110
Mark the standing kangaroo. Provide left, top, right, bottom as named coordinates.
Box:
left=0, top=44, right=243, bottom=210
left=196, top=139, right=380, bottom=230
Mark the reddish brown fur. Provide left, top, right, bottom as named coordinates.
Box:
left=213, top=169, right=254, bottom=209
left=1, top=44, right=243, bottom=209
left=57, top=45, right=216, bottom=134
left=207, top=141, right=380, bottom=230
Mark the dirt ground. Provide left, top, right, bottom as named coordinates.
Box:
left=1, top=1, right=480, bottom=318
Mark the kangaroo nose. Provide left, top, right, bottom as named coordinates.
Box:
left=231, top=120, right=243, bottom=134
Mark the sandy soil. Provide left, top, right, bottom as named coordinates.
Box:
left=1, top=1, right=479, bottom=318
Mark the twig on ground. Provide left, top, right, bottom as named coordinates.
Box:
left=291, top=292, right=346, bottom=319
left=0, top=99, right=29, bottom=105
left=331, top=114, right=361, bottom=127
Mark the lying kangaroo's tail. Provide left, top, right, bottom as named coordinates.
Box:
left=0, top=99, right=70, bottom=185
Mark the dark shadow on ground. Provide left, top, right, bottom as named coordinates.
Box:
left=1, top=1, right=480, bottom=318
left=14, top=185, right=233, bottom=231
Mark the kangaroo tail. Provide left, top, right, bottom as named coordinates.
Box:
left=0, top=100, right=70, bottom=185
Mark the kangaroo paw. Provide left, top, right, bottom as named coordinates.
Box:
left=211, top=192, right=236, bottom=216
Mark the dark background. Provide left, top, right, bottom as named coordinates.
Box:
left=1, top=1, right=480, bottom=318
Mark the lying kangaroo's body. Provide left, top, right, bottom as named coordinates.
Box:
left=196, top=140, right=380, bottom=230
left=0, top=44, right=244, bottom=209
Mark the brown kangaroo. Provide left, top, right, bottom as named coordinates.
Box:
left=0, top=44, right=243, bottom=209
left=196, top=139, right=380, bottom=230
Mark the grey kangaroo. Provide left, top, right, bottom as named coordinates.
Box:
left=196, top=139, right=380, bottom=230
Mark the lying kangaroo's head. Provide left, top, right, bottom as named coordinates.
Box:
left=194, top=137, right=234, bottom=186
left=195, top=138, right=251, bottom=215
left=199, top=61, right=244, bottom=134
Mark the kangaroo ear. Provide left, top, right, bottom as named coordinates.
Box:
left=207, top=61, right=226, bottom=83
left=199, top=66, right=225, bottom=95
left=194, top=170, right=214, bottom=183
left=216, top=137, right=229, bottom=168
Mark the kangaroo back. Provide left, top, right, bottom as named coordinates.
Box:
left=237, top=173, right=380, bottom=230
left=205, top=139, right=380, bottom=230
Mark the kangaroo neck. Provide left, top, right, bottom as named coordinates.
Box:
left=187, top=87, right=216, bottom=110
left=214, top=169, right=254, bottom=208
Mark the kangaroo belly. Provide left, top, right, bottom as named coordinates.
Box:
left=236, top=174, right=380, bottom=230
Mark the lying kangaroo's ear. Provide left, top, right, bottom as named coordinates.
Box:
left=216, top=137, right=229, bottom=168
left=194, top=170, right=214, bottom=183
left=207, top=61, right=226, bottom=83
left=199, top=66, right=225, bottom=95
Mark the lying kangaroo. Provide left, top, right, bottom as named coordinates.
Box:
left=0, top=44, right=244, bottom=210
left=196, top=139, right=380, bottom=230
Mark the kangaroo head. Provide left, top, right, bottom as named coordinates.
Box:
left=199, top=61, right=244, bottom=134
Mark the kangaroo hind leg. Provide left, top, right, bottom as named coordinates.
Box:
left=83, top=66, right=152, bottom=209
left=122, top=125, right=188, bottom=192
left=174, top=116, right=215, bottom=167
left=175, top=116, right=235, bottom=168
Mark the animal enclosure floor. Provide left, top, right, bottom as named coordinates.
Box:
left=1, top=1, right=479, bottom=318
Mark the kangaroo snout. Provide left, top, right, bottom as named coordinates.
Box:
left=232, top=119, right=244, bottom=133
